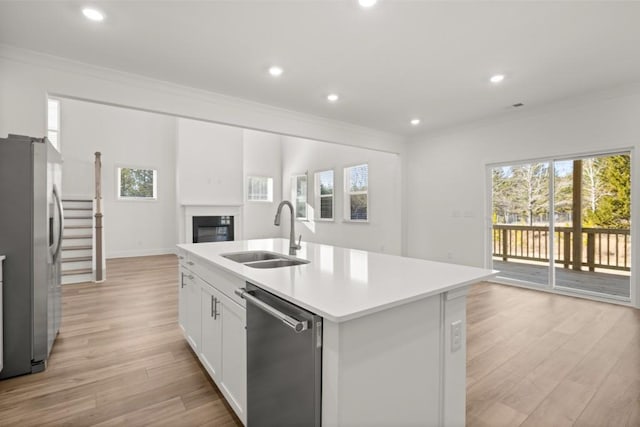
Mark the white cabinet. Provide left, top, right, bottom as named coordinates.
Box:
left=200, top=284, right=222, bottom=379
left=177, top=253, right=247, bottom=425
left=217, top=290, right=247, bottom=421
left=178, top=260, right=202, bottom=353
left=183, top=271, right=202, bottom=352
left=178, top=267, right=188, bottom=334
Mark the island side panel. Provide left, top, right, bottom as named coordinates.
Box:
left=443, top=287, right=468, bottom=427
left=322, top=293, right=443, bottom=426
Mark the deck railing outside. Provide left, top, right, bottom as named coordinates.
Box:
left=493, top=225, right=630, bottom=272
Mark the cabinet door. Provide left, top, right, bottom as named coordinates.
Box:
left=185, top=273, right=201, bottom=351
left=178, top=269, right=188, bottom=333
left=200, top=285, right=222, bottom=380
left=219, top=292, right=247, bottom=423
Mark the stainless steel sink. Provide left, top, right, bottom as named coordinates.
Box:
left=222, top=251, right=282, bottom=263
left=221, top=251, right=310, bottom=269
left=246, top=259, right=309, bottom=269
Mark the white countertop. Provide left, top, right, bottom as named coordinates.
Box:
left=178, top=239, right=497, bottom=323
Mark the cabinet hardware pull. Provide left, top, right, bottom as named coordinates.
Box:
left=214, top=297, right=220, bottom=320
left=181, top=272, right=185, bottom=288
left=211, top=295, right=215, bottom=317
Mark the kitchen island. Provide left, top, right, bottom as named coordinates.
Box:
left=177, top=238, right=495, bottom=426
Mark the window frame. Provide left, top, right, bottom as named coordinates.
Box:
left=344, top=163, right=369, bottom=223
left=47, top=98, right=61, bottom=151
left=246, top=175, right=274, bottom=203
left=116, top=166, right=158, bottom=201
left=291, top=173, right=308, bottom=221
left=314, top=169, right=335, bottom=222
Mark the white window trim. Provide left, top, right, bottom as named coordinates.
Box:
left=116, top=166, right=158, bottom=201
left=315, top=169, right=335, bottom=222
left=246, top=175, right=274, bottom=203
left=47, top=98, right=61, bottom=151
left=344, top=163, right=369, bottom=223
left=292, top=173, right=308, bottom=221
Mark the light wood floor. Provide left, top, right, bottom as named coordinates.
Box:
left=0, top=255, right=242, bottom=427
left=0, top=256, right=638, bottom=426
left=467, top=282, right=640, bottom=426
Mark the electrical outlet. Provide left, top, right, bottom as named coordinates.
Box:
left=451, top=320, right=462, bottom=352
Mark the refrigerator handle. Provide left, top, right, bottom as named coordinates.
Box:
left=52, top=185, right=64, bottom=262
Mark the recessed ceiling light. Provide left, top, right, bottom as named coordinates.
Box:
left=410, top=119, right=421, bottom=126
left=490, top=74, right=505, bottom=84
left=82, top=8, right=104, bottom=22
left=327, top=94, right=339, bottom=102
left=359, top=0, right=378, bottom=8
left=268, top=66, right=283, bottom=77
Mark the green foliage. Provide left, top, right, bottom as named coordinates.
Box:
left=584, top=154, right=630, bottom=228
left=492, top=154, right=630, bottom=229
left=120, top=168, right=155, bottom=198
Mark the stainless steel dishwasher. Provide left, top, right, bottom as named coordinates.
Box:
left=236, top=283, right=322, bottom=427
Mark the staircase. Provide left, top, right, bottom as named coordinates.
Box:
left=61, top=199, right=95, bottom=284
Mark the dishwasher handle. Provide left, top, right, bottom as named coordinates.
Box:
left=235, top=288, right=309, bottom=333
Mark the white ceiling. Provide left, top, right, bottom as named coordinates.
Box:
left=1, top=1, right=640, bottom=136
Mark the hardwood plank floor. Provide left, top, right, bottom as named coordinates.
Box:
left=467, top=282, right=640, bottom=427
left=1, top=255, right=638, bottom=426
left=0, top=255, right=242, bottom=427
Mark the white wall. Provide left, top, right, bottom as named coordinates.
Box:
left=0, top=45, right=405, bottom=154
left=282, top=136, right=403, bottom=255
left=176, top=118, right=243, bottom=205
left=242, top=129, right=283, bottom=239
left=406, top=87, right=640, bottom=307
left=61, top=98, right=177, bottom=258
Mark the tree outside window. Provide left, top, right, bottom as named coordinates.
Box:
left=118, top=167, right=157, bottom=200
left=345, top=164, right=368, bottom=221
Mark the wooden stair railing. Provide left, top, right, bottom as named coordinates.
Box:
left=95, top=152, right=104, bottom=282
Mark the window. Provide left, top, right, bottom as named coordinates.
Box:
left=315, top=170, right=334, bottom=220
left=117, top=167, right=157, bottom=200
left=292, top=174, right=308, bottom=219
left=490, top=152, right=631, bottom=300
left=47, top=98, right=60, bottom=150
left=344, top=164, right=368, bottom=221
left=247, top=176, right=273, bottom=202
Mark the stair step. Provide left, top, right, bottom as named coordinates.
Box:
left=64, top=225, right=92, bottom=229
left=62, top=268, right=93, bottom=276
left=65, top=207, right=93, bottom=211
left=63, top=245, right=92, bottom=251
left=63, top=235, right=92, bottom=239
left=64, top=216, right=93, bottom=220
left=62, top=256, right=92, bottom=263
left=62, top=199, right=92, bottom=203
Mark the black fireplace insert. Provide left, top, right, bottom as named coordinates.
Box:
left=192, top=216, right=234, bottom=243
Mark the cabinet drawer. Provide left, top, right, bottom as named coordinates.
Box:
left=177, top=248, right=189, bottom=269
left=189, top=257, right=245, bottom=308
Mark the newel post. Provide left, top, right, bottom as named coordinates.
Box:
left=95, top=152, right=104, bottom=282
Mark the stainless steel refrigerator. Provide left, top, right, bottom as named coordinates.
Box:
left=0, top=134, right=63, bottom=379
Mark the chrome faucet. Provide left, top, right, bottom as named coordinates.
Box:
left=274, top=200, right=302, bottom=255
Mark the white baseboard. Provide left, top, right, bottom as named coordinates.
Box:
left=106, top=247, right=177, bottom=259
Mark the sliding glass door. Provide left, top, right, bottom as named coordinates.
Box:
left=492, top=162, right=551, bottom=286
left=490, top=152, right=631, bottom=300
